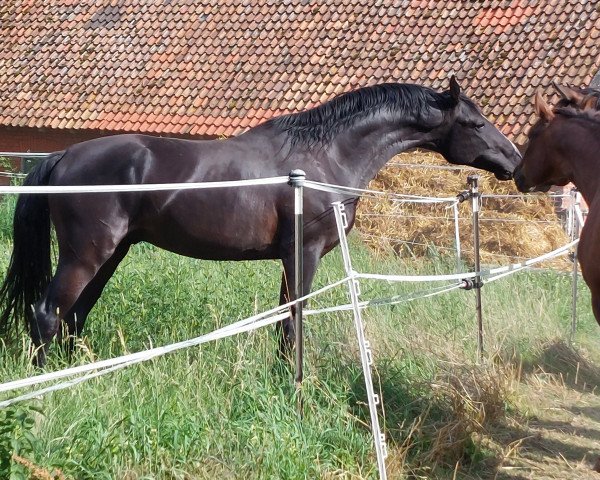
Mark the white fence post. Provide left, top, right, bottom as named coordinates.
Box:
left=452, top=201, right=462, bottom=271
left=569, top=188, right=580, bottom=345
left=332, top=201, right=388, bottom=480
left=289, top=169, right=306, bottom=412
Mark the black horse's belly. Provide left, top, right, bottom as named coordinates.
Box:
left=145, top=231, right=282, bottom=261
left=136, top=188, right=285, bottom=261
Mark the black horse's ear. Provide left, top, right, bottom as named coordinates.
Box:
left=552, top=81, right=584, bottom=105
left=449, top=75, right=461, bottom=104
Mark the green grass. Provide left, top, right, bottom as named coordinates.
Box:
left=0, top=198, right=598, bottom=479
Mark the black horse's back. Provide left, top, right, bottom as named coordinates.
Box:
left=0, top=151, right=64, bottom=338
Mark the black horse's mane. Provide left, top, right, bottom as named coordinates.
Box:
left=271, top=83, right=461, bottom=146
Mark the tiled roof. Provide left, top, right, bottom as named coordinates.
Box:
left=0, top=1, right=598, bottom=143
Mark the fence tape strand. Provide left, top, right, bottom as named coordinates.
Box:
left=0, top=176, right=289, bottom=194
left=0, top=277, right=350, bottom=398
left=304, top=180, right=457, bottom=204
left=484, top=239, right=579, bottom=283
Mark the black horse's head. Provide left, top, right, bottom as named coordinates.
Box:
left=432, top=77, right=522, bottom=180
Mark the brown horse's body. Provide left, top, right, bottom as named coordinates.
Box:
left=515, top=88, right=600, bottom=323
left=0, top=78, right=521, bottom=365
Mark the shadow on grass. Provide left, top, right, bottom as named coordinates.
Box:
left=520, top=339, right=600, bottom=394
left=486, top=420, right=600, bottom=479
left=344, top=356, right=508, bottom=477
left=341, top=346, right=600, bottom=479
left=568, top=405, right=600, bottom=423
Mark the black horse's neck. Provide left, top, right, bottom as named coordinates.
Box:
left=273, top=83, right=452, bottom=188
left=329, top=111, right=445, bottom=188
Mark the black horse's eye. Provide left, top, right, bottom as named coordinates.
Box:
left=459, top=120, right=485, bottom=130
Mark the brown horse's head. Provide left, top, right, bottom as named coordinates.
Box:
left=553, top=82, right=600, bottom=110
left=514, top=89, right=589, bottom=192
left=514, top=91, right=575, bottom=193
left=514, top=84, right=600, bottom=193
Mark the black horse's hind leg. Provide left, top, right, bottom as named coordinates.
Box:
left=60, top=242, right=131, bottom=354
left=29, top=241, right=127, bottom=366
left=277, top=271, right=294, bottom=357
left=30, top=259, right=98, bottom=366
left=277, top=248, right=321, bottom=358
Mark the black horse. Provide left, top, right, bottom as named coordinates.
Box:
left=0, top=77, right=521, bottom=365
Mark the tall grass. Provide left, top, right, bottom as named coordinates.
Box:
left=0, top=196, right=598, bottom=479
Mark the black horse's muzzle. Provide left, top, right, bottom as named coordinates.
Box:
left=474, top=151, right=519, bottom=181
left=513, top=166, right=531, bottom=192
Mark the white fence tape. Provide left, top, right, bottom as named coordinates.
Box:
left=304, top=180, right=458, bottom=204
left=0, top=162, right=585, bottom=411
left=356, top=237, right=579, bottom=286
left=481, top=193, right=570, bottom=199
left=358, top=271, right=478, bottom=283
left=0, top=277, right=350, bottom=398
left=0, top=311, right=290, bottom=408
left=0, top=152, right=50, bottom=158
left=305, top=282, right=464, bottom=316
left=0, top=176, right=289, bottom=194
left=484, top=239, right=578, bottom=283
left=0, top=172, right=26, bottom=178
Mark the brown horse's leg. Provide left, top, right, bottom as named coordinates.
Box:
left=277, top=249, right=321, bottom=358
left=591, top=291, right=600, bottom=328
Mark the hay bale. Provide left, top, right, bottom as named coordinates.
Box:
left=356, top=151, right=571, bottom=268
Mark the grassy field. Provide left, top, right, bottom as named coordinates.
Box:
left=0, top=193, right=599, bottom=479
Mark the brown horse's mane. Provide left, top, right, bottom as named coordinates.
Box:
left=555, top=106, right=600, bottom=126
left=555, top=87, right=600, bottom=110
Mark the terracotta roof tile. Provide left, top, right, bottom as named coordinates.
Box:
left=0, top=1, right=598, bottom=143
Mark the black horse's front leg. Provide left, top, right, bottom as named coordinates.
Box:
left=277, top=248, right=321, bottom=360
left=276, top=270, right=295, bottom=359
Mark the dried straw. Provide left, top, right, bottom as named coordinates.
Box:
left=356, top=151, right=571, bottom=269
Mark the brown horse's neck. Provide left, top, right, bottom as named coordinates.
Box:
left=556, top=119, right=600, bottom=205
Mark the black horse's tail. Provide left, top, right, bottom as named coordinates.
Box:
left=0, top=151, right=65, bottom=339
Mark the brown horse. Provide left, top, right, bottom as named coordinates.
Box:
left=0, top=77, right=521, bottom=366
left=514, top=89, right=600, bottom=323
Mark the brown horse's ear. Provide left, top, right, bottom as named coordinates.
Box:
left=582, top=94, right=598, bottom=110
left=534, top=90, right=554, bottom=121
left=552, top=81, right=585, bottom=105
left=449, top=75, right=461, bottom=104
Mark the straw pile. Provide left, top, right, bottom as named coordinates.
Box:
left=356, top=151, right=572, bottom=268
